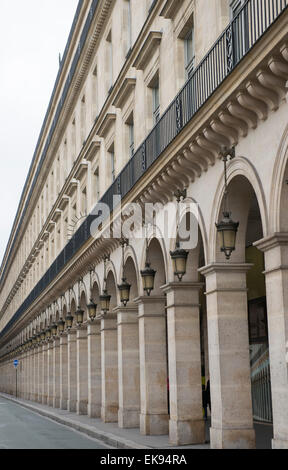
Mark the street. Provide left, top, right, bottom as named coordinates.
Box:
left=0, top=396, right=109, bottom=449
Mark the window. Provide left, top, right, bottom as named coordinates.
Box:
left=129, top=122, right=134, bottom=158
left=230, top=0, right=244, bottom=18
left=152, top=80, right=160, bottom=124
left=106, top=30, right=113, bottom=92
left=108, top=143, right=115, bottom=182
left=93, top=167, right=100, bottom=202
left=127, top=0, right=132, bottom=52
left=184, top=27, right=195, bottom=79
left=230, top=0, right=248, bottom=64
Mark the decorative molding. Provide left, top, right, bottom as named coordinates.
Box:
left=97, top=113, right=116, bottom=138
left=84, top=140, right=101, bottom=162
left=112, top=78, right=136, bottom=109
left=74, top=160, right=89, bottom=180
left=160, top=0, right=181, bottom=19
left=133, top=31, right=162, bottom=70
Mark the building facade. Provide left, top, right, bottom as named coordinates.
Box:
left=0, top=0, right=288, bottom=449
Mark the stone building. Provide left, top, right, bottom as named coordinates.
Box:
left=0, top=0, right=288, bottom=449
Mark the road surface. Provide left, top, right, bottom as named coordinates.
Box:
left=0, top=396, right=109, bottom=449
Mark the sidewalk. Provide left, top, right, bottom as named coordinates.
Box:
left=0, top=393, right=210, bottom=449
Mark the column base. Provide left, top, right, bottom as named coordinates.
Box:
left=68, top=400, right=77, bottom=412
left=101, top=406, right=118, bottom=423
left=47, top=397, right=53, bottom=407
left=53, top=397, right=60, bottom=409
left=88, top=403, right=101, bottom=418
left=60, top=398, right=68, bottom=410
left=169, top=419, right=206, bottom=445
left=42, top=396, right=47, bottom=405
left=118, top=408, right=140, bottom=428
left=210, top=427, right=256, bottom=449
left=77, top=400, right=88, bottom=415
left=140, top=413, right=169, bottom=435
left=272, top=438, right=288, bottom=449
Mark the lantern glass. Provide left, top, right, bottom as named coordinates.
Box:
left=118, top=279, right=131, bottom=307
left=100, top=291, right=111, bottom=313
left=66, top=313, right=74, bottom=329
left=51, top=323, right=58, bottom=337
left=87, top=302, right=97, bottom=321
left=216, top=211, right=239, bottom=260
left=170, top=246, right=188, bottom=281
left=76, top=308, right=84, bottom=325
left=141, top=263, right=156, bottom=296
left=45, top=327, right=51, bottom=339
left=58, top=318, right=65, bottom=334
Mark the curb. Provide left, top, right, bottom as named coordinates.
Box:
left=0, top=394, right=150, bottom=449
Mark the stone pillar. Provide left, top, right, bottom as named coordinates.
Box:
left=47, top=340, right=54, bottom=407
left=76, top=325, right=88, bottom=415
left=116, top=306, right=140, bottom=428
left=32, top=347, right=37, bottom=401
left=27, top=348, right=32, bottom=400
left=67, top=329, right=77, bottom=412
left=53, top=337, right=60, bottom=408
left=42, top=342, right=48, bottom=405
left=87, top=321, right=101, bottom=418
left=199, top=263, right=256, bottom=449
left=38, top=343, right=43, bottom=403
left=255, top=234, right=288, bottom=449
left=162, top=283, right=205, bottom=446
left=60, top=333, right=68, bottom=410
left=101, top=313, right=118, bottom=423
left=136, top=296, right=169, bottom=436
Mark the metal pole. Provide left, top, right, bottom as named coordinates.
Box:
left=16, top=368, right=17, bottom=398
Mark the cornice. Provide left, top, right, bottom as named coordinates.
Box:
left=133, top=31, right=163, bottom=70
left=112, top=78, right=137, bottom=109
left=97, top=113, right=117, bottom=138
left=85, top=140, right=101, bottom=162
left=160, top=0, right=181, bottom=19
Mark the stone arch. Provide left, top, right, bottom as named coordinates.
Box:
left=106, top=269, right=118, bottom=310
left=141, top=237, right=167, bottom=295
left=210, top=157, right=268, bottom=263
left=70, top=297, right=77, bottom=327
left=80, top=290, right=88, bottom=322
left=168, top=197, right=209, bottom=267
left=122, top=255, right=139, bottom=301
left=269, top=123, right=288, bottom=232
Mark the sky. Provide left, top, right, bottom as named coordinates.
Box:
left=0, top=0, right=79, bottom=266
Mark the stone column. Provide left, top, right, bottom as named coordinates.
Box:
left=116, top=306, right=140, bottom=428
left=42, top=342, right=48, bottom=405
left=60, top=333, right=68, bottom=410
left=38, top=343, right=43, bottom=403
left=27, top=348, right=32, bottom=400
left=47, top=340, right=54, bottom=406
left=87, top=321, right=101, bottom=418
left=53, top=337, right=60, bottom=408
left=136, top=296, right=169, bottom=436
left=101, top=313, right=118, bottom=423
left=76, top=325, right=88, bottom=415
left=199, top=263, right=256, bottom=449
left=67, top=329, right=77, bottom=412
left=162, top=283, right=205, bottom=446
left=32, top=346, right=37, bottom=401
left=255, top=234, right=288, bottom=449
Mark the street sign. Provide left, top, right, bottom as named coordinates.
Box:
left=13, top=359, right=19, bottom=368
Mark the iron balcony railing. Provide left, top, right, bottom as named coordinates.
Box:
left=0, top=0, right=287, bottom=342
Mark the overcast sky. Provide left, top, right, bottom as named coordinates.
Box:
left=0, top=0, right=79, bottom=266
